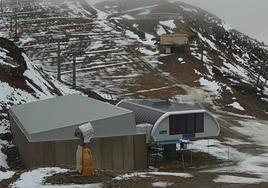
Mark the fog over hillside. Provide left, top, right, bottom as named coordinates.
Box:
left=180, top=0, right=268, bottom=45
left=91, top=0, right=268, bottom=44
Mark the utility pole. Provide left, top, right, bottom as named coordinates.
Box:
left=198, top=40, right=204, bottom=62
left=14, top=12, right=18, bottom=40
left=73, top=56, right=76, bottom=89
left=1, top=0, right=3, bottom=15
left=9, top=15, right=12, bottom=38
left=57, top=41, right=61, bottom=81
left=64, top=50, right=83, bottom=89
left=51, top=35, right=69, bottom=81
left=262, top=63, right=268, bottom=89
left=255, top=62, right=263, bottom=88
left=200, top=47, right=204, bottom=62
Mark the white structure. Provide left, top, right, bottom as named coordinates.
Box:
left=118, top=99, right=220, bottom=144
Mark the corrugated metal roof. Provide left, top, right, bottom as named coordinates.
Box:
left=119, top=101, right=164, bottom=125
left=124, top=99, right=202, bottom=112
left=10, top=95, right=136, bottom=141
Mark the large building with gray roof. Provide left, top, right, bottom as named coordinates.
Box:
left=9, top=95, right=147, bottom=169
left=118, top=99, right=220, bottom=144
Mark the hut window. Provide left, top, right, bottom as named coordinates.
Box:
left=169, top=113, right=204, bottom=135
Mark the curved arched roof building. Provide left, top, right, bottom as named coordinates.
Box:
left=118, top=99, right=220, bottom=144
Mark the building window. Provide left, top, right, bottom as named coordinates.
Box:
left=169, top=113, right=204, bottom=135
left=195, top=113, right=204, bottom=133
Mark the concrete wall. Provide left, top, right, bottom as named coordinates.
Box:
left=10, top=116, right=148, bottom=170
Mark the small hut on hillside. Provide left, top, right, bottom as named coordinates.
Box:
left=160, top=34, right=188, bottom=54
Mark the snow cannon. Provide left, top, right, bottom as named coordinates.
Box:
left=74, top=122, right=94, bottom=176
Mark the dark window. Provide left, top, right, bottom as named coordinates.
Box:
left=177, top=115, right=187, bottom=134
left=169, top=114, right=187, bottom=135
left=169, top=113, right=204, bottom=135
left=169, top=115, right=185, bottom=135
left=195, top=113, right=204, bottom=133
left=187, top=114, right=195, bottom=133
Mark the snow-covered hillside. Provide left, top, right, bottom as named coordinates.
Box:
left=0, top=37, right=80, bottom=169
left=1, top=0, right=266, bottom=118
left=87, top=0, right=268, bottom=119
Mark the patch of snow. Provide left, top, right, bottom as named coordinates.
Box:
left=180, top=5, right=198, bottom=13
left=102, top=74, right=140, bottom=79
left=133, top=23, right=139, bottom=28
left=152, top=181, right=173, bottom=187
left=198, top=32, right=219, bottom=52
left=159, top=20, right=176, bottom=29
left=121, top=14, right=135, bottom=20
left=114, top=171, right=192, bottom=180
left=144, top=33, right=156, bottom=46
left=123, top=85, right=177, bottom=97
left=0, top=50, right=7, bottom=59
left=10, top=168, right=66, bottom=187
left=86, top=41, right=104, bottom=51
left=221, top=60, right=248, bottom=81
left=137, top=47, right=159, bottom=56
left=189, top=139, right=249, bottom=161
left=261, top=97, right=268, bottom=102
left=96, top=92, right=116, bottom=100
left=10, top=168, right=103, bottom=188
left=148, top=60, right=163, bottom=68
left=221, top=22, right=232, bottom=31
left=228, top=102, right=245, bottom=111
left=156, top=25, right=166, bottom=36
left=114, top=172, right=149, bottom=180
left=0, top=80, right=37, bottom=108
left=0, top=49, right=18, bottom=68
left=199, top=77, right=221, bottom=95
left=23, top=54, right=57, bottom=98
left=125, top=30, right=140, bottom=40
left=0, top=31, right=8, bottom=38
left=125, top=30, right=156, bottom=46
left=233, top=53, right=248, bottom=66
left=0, top=140, right=9, bottom=169
left=224, top=138, right=250, bottom=146
left=124, top=4, right=158, bottom=14
left=148, top=172, right=192, bottom=178
left=231, top=120, right=268, bottom=147
left=178, top=58, right=186, bottom=64
left=91, top=4, right=108, bottom=20
left=138, top=9, right=151, bottom=15
left=0, top=170, right=15, bottom=181
left=18, top=37, right=36, bottom=46
left=193, top=69, right=203, bottom=76
left=237, top=154, right=268, bottom=180
left=178, top=58, right=183, bottom=62
left=0, top=119, right=11, bottom=134
left=213, top=107, right=255, bottom=119
left=208, top=120, right=268, bottom=180
left=214, top=175, right=266, bottom=184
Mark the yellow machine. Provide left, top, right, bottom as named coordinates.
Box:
left=81, top=147, right=94, bottom=175
left=75, top=123, right=95, bottom=176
